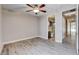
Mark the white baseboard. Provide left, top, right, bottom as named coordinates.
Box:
left=38, top=36, right=48, bottom=40
left=2, top=36, right=38, bottom=45
left=2, top=36, right=48, bottom=45
left=55, top=39, right=62, bottom=43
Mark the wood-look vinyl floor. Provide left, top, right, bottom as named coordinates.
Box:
left=1, top=37, right=77, bottom=55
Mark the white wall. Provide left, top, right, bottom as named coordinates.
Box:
left=55, top=12, right=63, bottom=43
left=39, top=11, right=63, bottom=42
left=39, top=15, right=48, bottom=39
left=62, top=16, right=66, bottom=39
left=0, top=5, right=3, bottom=54
left=2, top=10, right=39, bottom=43
left=0, top=5, right=2, bottom=44
left=39, top=5, right=77, bottom=43
left=77, top=8, right=79, bottom=49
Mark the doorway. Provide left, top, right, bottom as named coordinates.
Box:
left=48, top=16, right=55, bottom=41
left=62, top=9, right=77, bottom=47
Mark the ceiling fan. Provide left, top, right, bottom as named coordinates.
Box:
left=26, top=4, right=46, bottom=15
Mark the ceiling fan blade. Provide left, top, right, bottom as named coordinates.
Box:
left=26, top=10, right=33, bottom=12
left=39, top=4, right=45, bottom=8
left=40, top=10, right=46, bottom=13
left=26, top=4, right=34, bottom=8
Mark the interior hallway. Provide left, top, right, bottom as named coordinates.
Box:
left=1, top=37, right=77, bottom=55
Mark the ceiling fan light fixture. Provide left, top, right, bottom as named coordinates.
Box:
left=26, top=4, right=46, bottom=14
left=33, top=9, right=39, bottom=13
